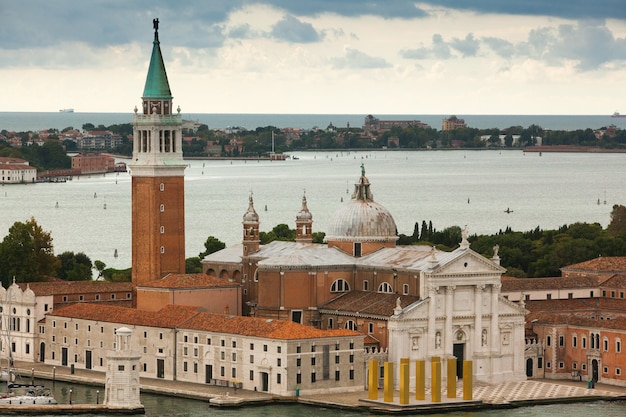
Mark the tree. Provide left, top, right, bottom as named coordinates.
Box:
left=56, top=251, right=93, bottom=281
left=0, top=218, right=59, bottom=285
left=186, top=257, right=203, bottom=273
left=198, top=236, right=226, bottom=258
left=608, top=205, right=626, bottom=237
left=94, top=260, right=106, bottom=279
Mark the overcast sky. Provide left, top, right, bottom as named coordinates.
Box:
left=1, top=1, right=625, bottom=114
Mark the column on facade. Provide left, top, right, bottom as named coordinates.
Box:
left=474, top=285, right=484, bottom=353
left=445, top=286, right=455, bottom=356
left=490, top=283, right=501, bottom=352
left=428, top=285, right=437, bottom=354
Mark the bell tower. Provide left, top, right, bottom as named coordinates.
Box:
left=130, top=19, right=186, bottom=293
left=242, top=194, right=260, bottom=256
left=295, top=193, right=313, bottom=243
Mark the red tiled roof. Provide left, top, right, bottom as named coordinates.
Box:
left=320, top=291, right=420, bottom=318
left=530, top=312, right=626, bottom=331
left=599, top=274, right=626, bottom=288
left=501, top=275, right=599, bottom=292
left=49, top=303, right=201, bottom=329
left=182, top=312, right=360, bottom=340
left=137, top=273, right=237, bottom=289
left=17, top=281, right=132, bottom=296
left=562, top=257, right=626, bottom=273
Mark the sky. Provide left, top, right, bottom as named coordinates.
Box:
left=1, top=1, right=626, bottom=115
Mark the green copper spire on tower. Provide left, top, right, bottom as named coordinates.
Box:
left=142, top=18, right=172, bottom=99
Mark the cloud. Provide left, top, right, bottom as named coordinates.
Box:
left=331, top=48, right=391, bottom=69
left=482, top=37, right=515, bottom=59
left=400, top=34, right=452, bottom=59
left=449, top=33, right=480, bottom=57
left=270, top=14, right=323, bottom=43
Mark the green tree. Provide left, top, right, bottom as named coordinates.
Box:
left=0, top=218, right=59, bottom=285
left=94, top=260, right=106, bottom=279
left=198, top=236, right=226, bottom=258
left=186, top=257, right=203, bottom=273
left=608, top=204, right=626, bottom=237
left=56, top=251, right=93, bottom=281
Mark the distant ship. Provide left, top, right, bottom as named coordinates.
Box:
left=59, top=108, right=74, bottom=113
left=611, top=112, right=626, bottom=118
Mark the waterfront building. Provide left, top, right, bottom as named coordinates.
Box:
left=362, top=114, right=430, bottom=138
left=0, top=157, right=37, bottom=184
left=0, top=279, right=132, bottom=363
left=43, top=303, right=364, bottom=395
left=71, top=153, right=115, bottom=174
left=442, top=115, right=467, bottom=130
left=77, top=130, right=123, bottom=150
left=387, top=234, right=528, bottom=386
left=129, top=19, right=187, bottom=304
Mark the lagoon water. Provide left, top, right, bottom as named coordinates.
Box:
left=31, top=378, right=626, bottom=416
left=1, top=149, right=625, bottom=271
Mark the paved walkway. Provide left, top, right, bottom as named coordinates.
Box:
left=14, top=361, right=626, bottom=412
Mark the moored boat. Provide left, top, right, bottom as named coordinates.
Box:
left=0, top=383, right=57, bottom=405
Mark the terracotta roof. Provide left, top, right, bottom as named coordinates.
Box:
left=17, top=281, right=132, bottom=296
left=525, top=298, right=626, bottom=317
left=182, top=312, right=360, bottom=340
left=561, top=257, right=626, bottom=273
left=137, top=273, right=237, bottom=289
left=501, top=275, right=599, bottom=292
left=530, top=312, right=626, bottom=331
left=320, top=290, right=421, bottom=318
left=49, top=303, right=201, bottom=329
left=599, top=274, right=626, bottom=288
left=0, top=157, right=28, bottom=164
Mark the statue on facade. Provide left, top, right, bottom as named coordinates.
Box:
left=435, top=332, right=441, bottom=348
left=482, top=329, right=488, bottom=346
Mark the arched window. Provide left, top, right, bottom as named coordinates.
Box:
left=345, top=320, right=357, bottom=331
left=378, top=282, right=393, bottom=293
left=331, top=279, right=350, bottom=293
left=403, top=284, right=409, bottom=295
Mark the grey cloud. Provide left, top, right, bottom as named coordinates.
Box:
left=482, top=37, right=515, bottom=58
left=270, top=15, right=323, bottom=43
left=400, top=34, right=452, bottom=59
left=449, top=33, right=479, bottom=57
left=331, top=48, right=391, bottom=69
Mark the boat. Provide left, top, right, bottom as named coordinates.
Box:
left=504, top=208, right=514, bottom=213
left=611, top=112, right=626, bottom=118
left=0, top=383, right=57, bottom=405
left=59, top=108, right=74, bottom=113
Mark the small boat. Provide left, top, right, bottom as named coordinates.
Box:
left=59, top=108, right=74, bottom=113
left=611, top=112, right=626, bottom=118
left=504, top=208, right=514, bottom=213
left=0, top=383, right=57, bottom=405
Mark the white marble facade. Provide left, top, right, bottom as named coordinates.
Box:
left=388, top=236, right=527, bottom=386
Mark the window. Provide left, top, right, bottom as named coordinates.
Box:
left=546, top=294, right=552, bottom=300
left=277, top=358, right=282, bottom=367
left=207, top=338, right=212, bottom=345
left=79, top=295, right=84, bottom=301
left=378, top=282, right=392, bottom=293
left=232, top=368, right=236, bottom=378
left=335, top=355, right=340, bottom=364
left=345, top=320, right=357, bottom=331
left=277, top=346, right=281, bottom=353
left=311, top=357, right=316, bottom=366
left=250, top=343, right=254, bottom=350
left=537, top=357, right=543, bottom=369
left=363, top=280, right=369, bottom=291
left=590, top=291, right=594, bottom=298
left=296, top=345, right=301, bottom=353
left=572, top=362, right=577, bottom=369
left=354, top=242, right=361, bottom=257
left=604, top=338, right=609, bottom=352
left=232, top=341, right=237, bottom=348
left=160, top=246, right=165, bottom=254
left=617, top=339, right=622, bottom=353
left=183, top=362, right=188, bottom=372
left=558, top=362, right=564, bottom=369
left=328, top=318, right=334, bottom=329
left=311, top=372, right=316, bottom=383
left=349, top=369, right=355, bottom=380
left=232, top=352, right=236, bottom=362
left=335, top=370, right=340, bottom=381
left=603, top=366, right=609, bottom=374
left=160, top=226, right=165, bottom=234
left=603, top=290, right=607, bottom=297
left=263, top=344, right=267, bottom=352
left=349, top=342, right=354, bottom=349
left=349, top=354, right=354, bottom=363
left=194, top=363, right=198, bottom=373
left=160, top=204, right=165, bottom=212
left=250, top=370, right=254, bottom=380
left=568, top=292, right=573, bottom=299
left=582, top=336, right=587, bottom=349
left=403, top=284, right=409, bottom=295
left=524, top=294, right=530, bottom=301
left=63, top=296, right=68, bottom=302
left=250, top=355, right=254, bottom=364
left=617, top=368, right=622, bottom=376
left=277, top=374, right=281, bottom=384
left=296, top=373, right=302, bottom=384
left=184, top=335, right=188, bottom=343
left=559, top=335, right=564, bottom=347
left=221, top=339, right=225, bottom=347
left=311, top=345, right=316, bottom=352
left=546, top=335, right=551, bottom=346
left=95, top=295, right=100, bottom=301
left=296, top=358, right=301, bottom=367
left=111, top=293, right=115, bottom=299
left=546, top=361, right=551, bottom=369
left=573, top=335, right=577, bottom=348
left=368, top=322, right=374, bottom=334
left=160, top=183, right=164, bottom=191
left=582, top=363, right=587, bottom=371
left=330, top=279, right=350, bottom=292
left=221, top=352, right=225, bottom=360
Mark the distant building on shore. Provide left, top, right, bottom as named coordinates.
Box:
left=363, top=114, right=430, bottom=137
left=0, top=157, right=37, bottom=184
left=442, top=115, right=467, bottom=131
left=71, top=153, right=116, bottom=174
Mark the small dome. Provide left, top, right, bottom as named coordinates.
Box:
left=23, top=284, right=35, bottom=301
left=296, top=194, right=312, bottom=221
left=326, top=172, right=397, bottom=243
left=242, top=194, right=259, bottom=223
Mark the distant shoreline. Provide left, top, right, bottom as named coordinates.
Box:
left=523, top=146, right=626, bottom=153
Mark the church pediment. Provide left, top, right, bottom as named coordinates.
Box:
left=429, top=248, right=505, bottom=276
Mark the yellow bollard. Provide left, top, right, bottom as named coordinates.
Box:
left=447, top=358, right=457, bottom=398
left=463, top=360, right=473, bottom=400
left=384, top=362, right=394, bottom=403
left=415, top=360, right=425, bottom=401
left=400, top=362, right=409, bottom=405
left=368, top=359, right=379, bottom=400
left=431, top=360, right=441, bottom=403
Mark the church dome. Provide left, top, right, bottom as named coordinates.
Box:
left=242, top=194, right=259, bottom=223
left=296, top=194, right=312, bottom=221
left=326, top=170, right=398, bottom=243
